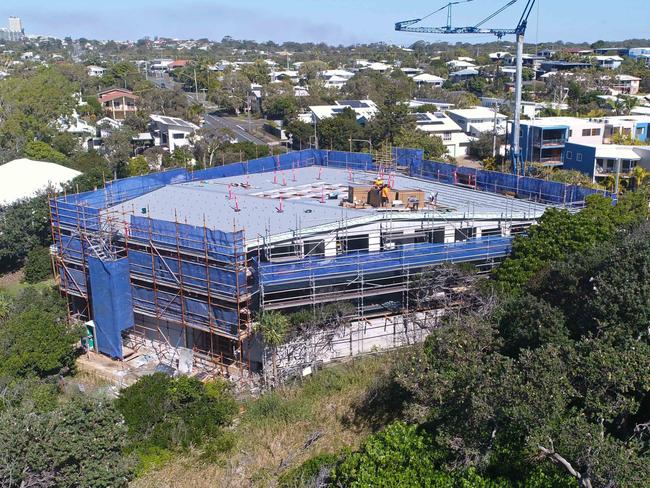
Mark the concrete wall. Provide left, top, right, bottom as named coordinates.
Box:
left=260, top=311, right=441, bottom=382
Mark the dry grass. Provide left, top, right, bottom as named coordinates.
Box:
left=131, top=356, right=391, bottom=488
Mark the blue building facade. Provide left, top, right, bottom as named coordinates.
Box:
left=512, top=121, right=569, bottom=164
left=562, top=143, right=598, bottom=180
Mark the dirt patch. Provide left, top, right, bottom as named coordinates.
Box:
left=0, top=269, right=24, bottom=291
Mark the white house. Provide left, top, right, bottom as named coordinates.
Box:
left=447, top=107, right=507, bottom=136
left=149, top=114, right=199, bottom=152
left=592, top=55, right=623, bottom=70
left=307, top=100, right=378, bottom=124
left=400, top=67, right=423, bottom=77
left=413, top=112, right=472, bottom=157
left=270, top=70, right=300, bottom=84
left=412, top=73, right=446, bottom=87
left=446, top=60, right=477, bottom=71
left=87, top=65, right=106, bottom=77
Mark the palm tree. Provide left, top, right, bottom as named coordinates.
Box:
left=257, top=310, right=289, bottom=381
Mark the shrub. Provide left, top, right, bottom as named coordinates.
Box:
left=116, top=373, right=237, bottom=450
left=23, top=246, right=52, bottom=283
left=0, top=396, right=135, bottom=487
left=279, top=452, right=339, bottom=488
left=0, top=309, right=81, bottom=378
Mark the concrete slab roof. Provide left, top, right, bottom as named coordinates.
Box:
left=105, top=166, right=552, bottom=242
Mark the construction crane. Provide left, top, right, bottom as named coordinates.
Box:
left=396, top=0, right=537, bottom=174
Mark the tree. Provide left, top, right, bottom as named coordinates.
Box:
left=369, top=95, right=414, bottom=145
left=256, top=310, right=289, bottom=380
left=0, top=66, right=77, bottom=155
left=468, top=132, right=502, bottom=161
left=0, top=309, right=81, bottom=378
left=298, top=60, right=328, bottom=81
left=0, top=397, right=135, bottom=487
left=116, top=373, right=237, bottom=450
left=101, top=124, right=136, bottom=177
left=317, top=107, right=365, bottom=151
left=494, top=192, right=650, bottom=291
left=22, top=140, right=68, bottom=165
left=262, top=93, right=298, bottom=121
left=285, top=119, right=313, bottom=149
left=23, top=246, right=53, bottom=284
left=127, top=155, right=150, bottom=176
left=394, top=128, right=447, bottom=160
left=0, top=195, right=51, bottom=273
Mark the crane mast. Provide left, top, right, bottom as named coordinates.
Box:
left=396, top=0, right=537, bottom=174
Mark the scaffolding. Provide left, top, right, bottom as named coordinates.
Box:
left=49, top=148, right=615, bottom=375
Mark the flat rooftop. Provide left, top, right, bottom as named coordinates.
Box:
left=105, top=166, right=551, bottom=243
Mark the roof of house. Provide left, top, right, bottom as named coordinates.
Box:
left=149, top=114, right=199, bottom=131
left=593, top=144, right=646, bottom=160
left=413, top=112, right=464, bottom=133
left=413, top=73, right=446, bottom=83
left=450, top=68, right=479, bottom=77
left=0, top=159, right=81, bottom=206
left=447, top=107, right=506, bottom=120
left=99, top=88, right=139, bottom=102
left=521, top=117, right=602, bottom=128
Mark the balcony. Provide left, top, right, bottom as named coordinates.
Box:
left=533, top=137, right=566, bottom=147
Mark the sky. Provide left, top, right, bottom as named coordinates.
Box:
left=1, top=0, right=648, bottom=46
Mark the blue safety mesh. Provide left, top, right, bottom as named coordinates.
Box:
left=88, top=257, right=134, bottom=359
left=259, top=237, right=512, bottom=286
left=126, top=215, right=245, bottom=336
left=320, top=150, right=375, bottom=171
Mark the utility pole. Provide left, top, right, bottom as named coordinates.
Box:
left=193, top=67, right=199, bottom=102
left=512, top=33, right=524, bottom=174
left=492, top=103, right=499, bottom=159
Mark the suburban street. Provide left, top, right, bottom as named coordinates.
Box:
left=203, top=113, right=268, bottom=145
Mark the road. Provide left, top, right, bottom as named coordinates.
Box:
left=203, top=113, right=268, bottom=145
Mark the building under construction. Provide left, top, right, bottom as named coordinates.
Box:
left=50, top=148, right=610, bottom=375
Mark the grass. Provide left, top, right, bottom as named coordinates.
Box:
left=131, top=355, right=392, bottom=488
left=0, top=269, right=55, bottom=297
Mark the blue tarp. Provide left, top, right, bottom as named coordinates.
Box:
left=259, top=237, right=513, bottom=287
left=88, top=257, right=134, bottom=359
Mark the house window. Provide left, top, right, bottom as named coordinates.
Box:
left=576, top=153, right=583, bottom=162
left=443, top=132, right=452, bottom=141
left=565, top=151, right=573, bottom=160
left=591, top=128, right=601, bottom=136
left=172, top=133, right=185, bottom=139
left=582, top=129, right=591, bottom=137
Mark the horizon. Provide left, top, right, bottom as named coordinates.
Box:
left=1, top=0, right=649, bottom=46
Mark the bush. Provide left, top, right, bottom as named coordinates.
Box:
left=0, top=309, right=81, bottom=378
left=279, top=452, right=339, bottom=488
left=0, top=396, right=135, bottom=487
left=116, top=373, right=237, bottom=450
left=23, top=246, right=52, bottom=283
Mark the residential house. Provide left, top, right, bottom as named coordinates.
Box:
left=413, top=112, right=472, bottom=157
left=400, top=67, right=423, bottom=77
left=321, top=69, right=355, bottom=89
left=563, top=143, right=650, bottom=183
left=98, top=88, right=138, bottom=120
left=629, top=47, right=650, bottom=66
left=513, top=117, right=604, bottom=165
left=589, top=115, right=650, bottom=143
left=271, top=70, right=300, bottom=84
left=609, top=74, right=642, bottom=95
left=306, top=100, right=378, bottom=125
left=148, top=114, right=199, bottom=152
left=449, top=68, right=479, bottom=82
left=592, top=55, right=623, bottom=70
left=412, top=73, right=446, bottom=87
left=447, top=107, right=507, bottom=137
left=539, top=61, right=591, bottom=74
left=87, top=65, right=106, bottom=77
left=446, top=59, right=477, bottom=71
left=409, top=99, right=455, bottom=111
